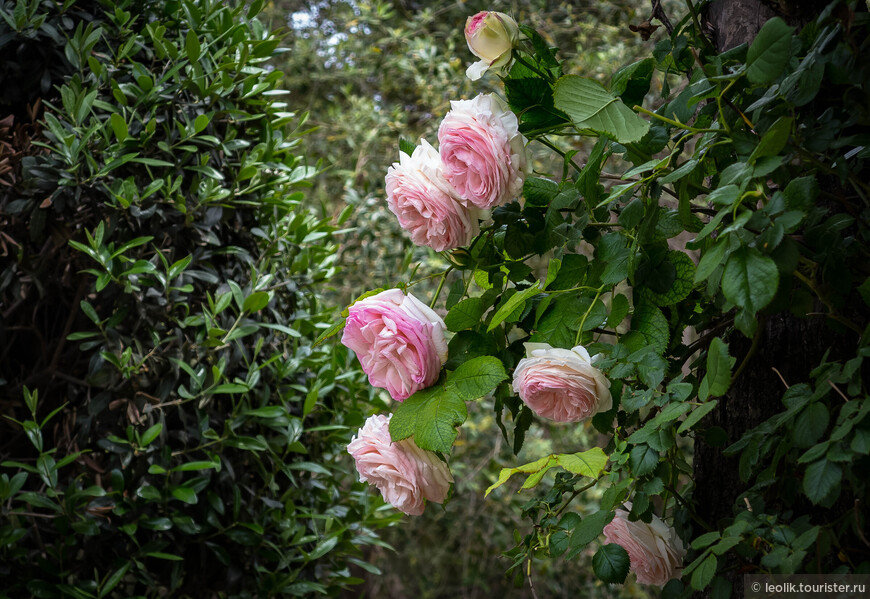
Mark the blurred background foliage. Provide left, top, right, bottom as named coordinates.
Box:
left=266, top=1, right=677, bottom=597
left=0, top=0, right=394, bottom=596
left=268, top=0, right=678, bottom=306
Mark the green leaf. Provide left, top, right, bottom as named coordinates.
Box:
left=488, top=282, right=541, bottom=332
left=793, top=402, right=829, bottom=448
left=245, top=406, right=285, bottom=419
left=610, top=58, right=654, bottom=107
left=398, top=137, right=416, bottom=156
left=389, top=386, right=467, bottom=453
left=145, top=551, right=183, bottom=561
left=699, top=337, right=735, bottom=401
left=607, top=294, right=630, bottom=328
left=523, top=177, right=559, bottom=206
left=99, top=562, right=131, bottom=598
left=531, top=295, right=583, bottom=349
left=313, top=320, right=346, bottom=346
left=185, top=30, right=201, bottom=62
left=140, top=423, right=162, bottom=446
left=677, top=401, right=718, bottom=434
left=109, top=113, right=128, bottom=142
left=545, top=259, right=561, bottom=289
left=749, top=116, right=793, bottom=163
left=308, top=536, right=339, bottom=561
left=171, top=486, right=197, bottom=504
left=556, top=447, right=609, bottom=478
left=485, top=448, right=606, bottom=497
left=629, top=443, right=659, bottom=476
left=171, top=460, right=218, bottom=472
left=80, top=300, right=100, bottom=325
left=194, top=113, right=210, bottom=133
left=695, top=237, right=730, bottom=283
left=691, top=531, right=721, bottom=550
left=722, top=246, right=779, bottom=313
left=445, top=297, right=485, bottom=332
left=485, top=455, right=553, bottom=497
left=638, top=251, right=695, bottom=307
left=242, top=291, right=270, bottom=313
left=746, top=17, right=795, bottom=84
left=553, top=75, right=650, bottom=143
left=783, top=176, right=818, bottom=212
left=802, top=458, right=842, bottom=504
left=444, top=356, right=507, bottom=401
left=624, top=301, right=669, bottom=355
left=567, top=510, right=615, bottom=557
left=691, top=554, right=718, bottom=590
left=593, top=543, right=630, bottom=584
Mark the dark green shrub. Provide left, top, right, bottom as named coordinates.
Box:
left=0, top=1, right=391, bottom=596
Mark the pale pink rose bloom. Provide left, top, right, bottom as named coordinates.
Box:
left=465, top=11, right=519, bottom=80
left=603, top=504, right=686, bottom=586
left=385, top=139, right=479, bottom=251
left=512, top=342, right=612, bottom=422
left=341, top=289, right=448, bottom=401
left=438, top=93, right=528, bottom=210
left=347, top=414, right=453, bottom=516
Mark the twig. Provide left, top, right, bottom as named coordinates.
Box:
left=771, top=367, right=790, bottom=389
left=527, top=559, right=539, bottom=599
left=827, top=380, right=850, bottom=403
left=731, top=323, right=762, bottom=383
left=855, top=500, right=870, bottom=549
left=651, top=0, right=674, bottom=35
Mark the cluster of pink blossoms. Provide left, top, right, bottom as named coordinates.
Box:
left=341, top=11, right=684, bottom=587
left=385, top=92, right=528, bottom=251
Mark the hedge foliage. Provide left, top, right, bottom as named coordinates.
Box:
left=0, top=0, right=391, bottom=597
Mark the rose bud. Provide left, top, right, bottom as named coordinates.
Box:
left=465, top=11, right=519, bottom=80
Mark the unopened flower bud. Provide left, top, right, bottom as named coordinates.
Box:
left=464, top=11, right=519, bottom=81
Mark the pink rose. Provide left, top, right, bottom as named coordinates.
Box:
left=385, top=139, right=479, bottom=251
left=603, top=505, right=686, bottom=586
left=465, top=11, right=519, bottom=80
left=512, top=342, right=612, bottom=422
left=438, top=93, right=528, bottom=210
left=341, top=289, right=448, bottom=401
left=347, top=414, right=453, bottom=516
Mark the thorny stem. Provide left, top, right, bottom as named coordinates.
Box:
left=429, top=266, right=453, bottom=309
left=666, top=484, right=715, bottom=531
left=731, top=320, right=763, bottom=383
left=634, top=105, right=720, bottom=134
left=716, top=79, right=738, bottom=136
left=574, top=286, right=605, bottom=345
left=512, top=50, right=553, bottom=83
left=793, top=271, right=862, bottom=334
left=554, top=476, right=603, bottom=517
left=535, top=136, right=583, bottom=175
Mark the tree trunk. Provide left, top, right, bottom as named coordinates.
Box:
left=692, top=3, right=834, bottom=597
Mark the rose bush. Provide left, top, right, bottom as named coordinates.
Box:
left=328, top=3, right=870, bottom=596
left=604, top=505, right=687, bottom=586
left=464, top=11, right=519, bottom=81
left=438, top=93, right=528, bottom=210
left=348, top=414, right=453, bottom=516
left=341, top=289, right=447, bottom=401
left=512, top=343, right=612, bottom=422
left=385, top=139, right=479, bottom=251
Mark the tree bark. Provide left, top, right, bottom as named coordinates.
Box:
left=693, top=2, right=834, bottom=597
